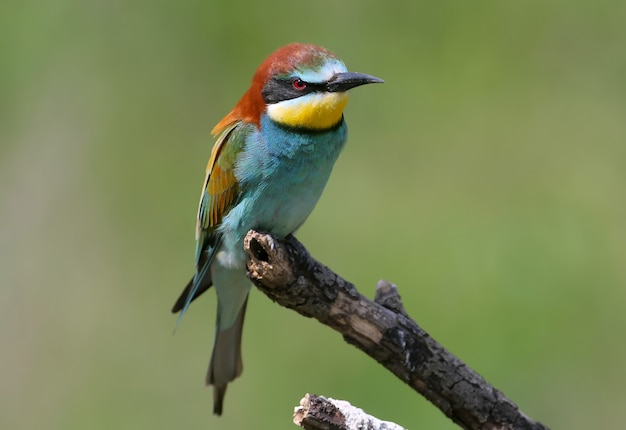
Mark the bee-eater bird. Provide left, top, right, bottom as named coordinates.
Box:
left=171, top=43, right=383, bottom=415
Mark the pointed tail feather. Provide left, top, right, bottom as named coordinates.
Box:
left=172, top=237, right=222, bottom=315
left=213, top=385, right=227, bottom=415
left=207, top=297, right=248, bottom=415
left=171, top=273, right=213, bottom=314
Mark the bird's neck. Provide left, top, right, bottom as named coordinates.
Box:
left=259, top=114, right=347, bottom=158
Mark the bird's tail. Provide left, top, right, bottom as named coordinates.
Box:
left=207, top=297, right=248, bottom=415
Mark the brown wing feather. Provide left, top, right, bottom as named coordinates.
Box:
left=196, top=122, right=241, bottom=239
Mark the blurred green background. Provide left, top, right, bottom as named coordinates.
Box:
left=1, top=0, right=625, bottom=428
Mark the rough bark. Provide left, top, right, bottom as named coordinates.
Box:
left=244, top=230, right=549, bottom=430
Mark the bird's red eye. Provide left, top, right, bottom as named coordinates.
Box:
left=292, top=78, right=306, bottom=90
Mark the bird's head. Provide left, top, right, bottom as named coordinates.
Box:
left=212, top=43, right=383, bottom=135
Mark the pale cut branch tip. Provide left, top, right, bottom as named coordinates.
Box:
left=293, top=393, right=406, bottom=430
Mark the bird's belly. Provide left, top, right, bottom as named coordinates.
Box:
left=257, top=170, right=329, bottom=236
left=216, top=165, right=330, bottom=269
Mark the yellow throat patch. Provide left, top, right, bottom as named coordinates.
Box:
left=266, top=92, right=349, bottom=130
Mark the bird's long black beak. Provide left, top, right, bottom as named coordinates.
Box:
left=327, top=72, right=384, bottom=93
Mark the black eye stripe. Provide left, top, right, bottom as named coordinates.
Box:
left=262, top=78, right=327, bottom=104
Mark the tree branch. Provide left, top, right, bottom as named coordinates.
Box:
left=243, top=230, right=549, bottom=430
left=294, top=393, right=406, bottom=430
